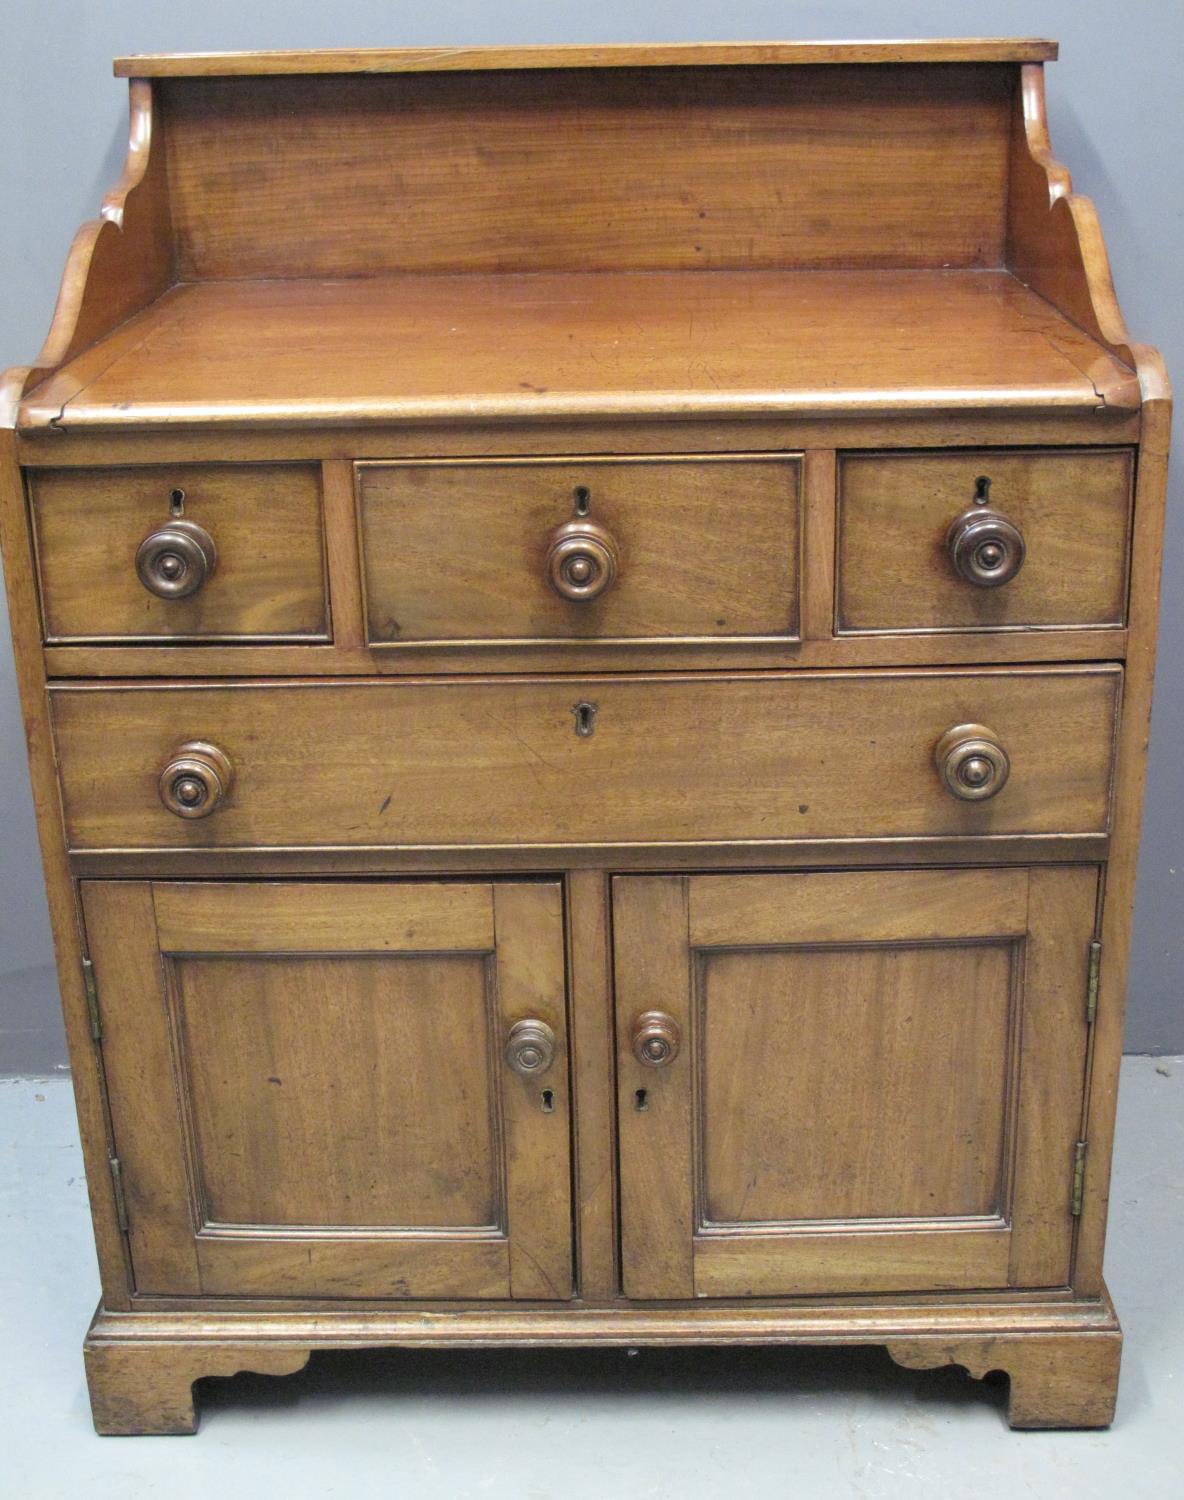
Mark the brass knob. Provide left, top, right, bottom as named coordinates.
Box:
left=545, top=520, right=619, bottom=602
left=136, top=519, right=217, bottom=599
left=946, top=508, right=1025, bottom=587
left=934, top=724, right=1010, bottom=802
left=159, top=741, right=234, bottom=819
left=631, top=1011, right=681, bottom=1068
left=504, top=1019, right=556, bottom=1077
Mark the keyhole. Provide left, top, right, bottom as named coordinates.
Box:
left=973, top=475, right=992, bottom=506
left=634, top=1088, right=648, bottom=1111
left=573, top=485, right=591, bottom=516
left=572, top=701, right=597, bottom=738
left=541, top=1089, right=555, bottom=1113
left=169, top=487, right=186, bottom=516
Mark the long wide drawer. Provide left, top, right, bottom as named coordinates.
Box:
left=49, top=669, right=1120, bottom=851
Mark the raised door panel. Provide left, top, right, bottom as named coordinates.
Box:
left=176, top=953, right=497, bottom=1229
left=700, top=942, right=1013, bottom=1224
left=615, top=867, right=1096, bottom=1299
left=82, top=880, right=572, bottom=1300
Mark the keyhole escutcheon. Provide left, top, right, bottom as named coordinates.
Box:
left=572, top=701, right=598, bottom=738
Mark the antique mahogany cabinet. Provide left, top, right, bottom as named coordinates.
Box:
left=0, top=40, right=1170, bottom=1433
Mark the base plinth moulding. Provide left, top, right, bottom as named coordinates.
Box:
left=82, top=1291, right=1122, bottom=1435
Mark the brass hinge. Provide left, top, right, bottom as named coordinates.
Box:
left=108, top=1155, right=129, bottom=1233
left=1071, top=1140, right=1088, bottom=1217
left=81, top=956, right=101, bottom=1041
left=1086, top=941, right=1102, bottom=1026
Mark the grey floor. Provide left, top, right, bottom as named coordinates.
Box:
left=2, top=1059, right=1181, bottom=1498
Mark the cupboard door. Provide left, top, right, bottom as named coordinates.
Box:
left=82, top=880, right=572, bottom=1300
left=615, top=867, right=1096, bottom=1299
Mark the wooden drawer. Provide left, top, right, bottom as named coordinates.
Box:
left=50, top=667, right=1119, bottom=851
left=356, top=456, right=800, bottom=650
left=29, top=464, right=328, bottom=642
left=837, top=449, right=1134, bottom=633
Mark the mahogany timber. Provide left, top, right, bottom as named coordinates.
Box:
left=616, top=867, right=1095, bottom=1297
left=155, top=66, right=1015, bottom=279
left=81, top=1295, right=1119, bottom=1437
left=115, top=41, right=1060, bottom=76
left=14, top=82, right=171, bottom=402
left=30, top=463, right=328, bottom=642
left=0, top=43, right=1168, bottom=1435
left=564, top=870, right=618, bottom=1301
left=0, top=423, right=134, bottom=1310
left=837, top=448, right=1134, bottom=633
left=14, top=411, right=1144, bottom=467
left=48, top=668, right=1120, bottom=851
left=40, top=619, right=1132, bottom=681
left=81, top=879, right=573, bottom=1300
left=20, top=271, right=1139, bottom=432
left=356, top=456, right=801, bottom=649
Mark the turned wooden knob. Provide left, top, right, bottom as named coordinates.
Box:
left=504, top=1019, right=557, bottom=1077
left=136, top=519, right=217, bottom=599
left=631, top=1012, right=681, bottom=1068
left=934, top=724, right=1010, bottom=802
left=545, top=520, right=619, bottom=602
left=946, top=508, right=1025, bottom=587
left=158, top=741, right=234, bottom=819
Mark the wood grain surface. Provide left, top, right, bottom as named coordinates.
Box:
left=615, top=866, right=1097, bottom=1298
left=115, top=41, right=1060, bottom=76
left=50, top=667, right=1120, bottom=850
left=838, top=448, right=1134, bottom=633
left=0, top=44, right=1164, bottom=1435
left=357, top=456, right=800, bottom=647
left=30, top=463, right=327, bottom=642
left=81, top=879, right=573, bottom=1301
left=20, top=271, right=1138, bottom=432
left=157, top=66, right=1011, bottom=279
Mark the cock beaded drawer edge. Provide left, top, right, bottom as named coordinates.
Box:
left=0, top=40, right=1170, bottom=1434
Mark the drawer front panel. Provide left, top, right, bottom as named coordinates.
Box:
left=356, top=456, right=800, bottom=648
left=837, top=449, right=1134, bottom=633
left=51, top=668, right=1119, bottom=850
left=30, top=464, right=328, bottom=642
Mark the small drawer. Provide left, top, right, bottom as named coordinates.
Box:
left=49, top=667, right=1119, bottom=851
left=837, top=449, right=1134, bottom=634
left=29, top=464, right=328, bottom=643
left=356, top=456, right=800, bottom=650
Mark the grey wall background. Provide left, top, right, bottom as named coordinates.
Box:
left=0, top=1, right=1180, bottom=1068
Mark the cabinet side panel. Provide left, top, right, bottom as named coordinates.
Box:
left=1076, top=390, right=1172, bottom=1291
left=0, top=428, right=132, bottom=1306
